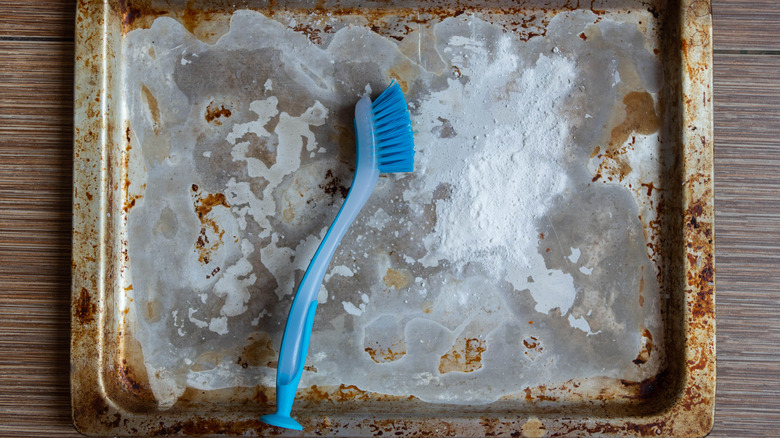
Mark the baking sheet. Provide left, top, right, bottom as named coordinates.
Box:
left=71, top=0, right=715, bottom=436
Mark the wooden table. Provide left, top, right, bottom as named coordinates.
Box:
left=1, top=1, right=778, bottom=436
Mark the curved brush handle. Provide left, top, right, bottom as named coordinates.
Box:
left=261, top=97, right=380, bottom=430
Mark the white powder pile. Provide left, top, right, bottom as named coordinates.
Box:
left=412, top=36, right=576, bottom=275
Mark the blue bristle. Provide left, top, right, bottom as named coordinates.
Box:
left=372, top=81, right=415, bottom=173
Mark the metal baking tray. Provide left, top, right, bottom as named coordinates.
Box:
left=71, top=0, right=715, bottom=436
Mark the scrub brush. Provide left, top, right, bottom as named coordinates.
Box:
left=260, top=81, right=415, bottom=430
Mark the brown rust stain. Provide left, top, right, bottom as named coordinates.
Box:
left=145, top=299, right=161, bottom=322
left=336, top=383, right=370, bottom=402
left=122, top=2, right=231, bottom=42
left=689, top=260, right=714, bottom=318
left=292, top=23, right=325, bottom=44
left=121, top=125, right=143, bottom=213
left=107, top=330, right=158, bottom=407
left=195, top=192, right=230, bottom=219
left=364, top=345, right=406, bottom=363
left=619, top=371, right=664, bottom=401
left=179, top=7, right=232, bottom=44
left=84, top=392, right=110, bottom=425
left=204, top=101, right=232, bottom=124
left=75, top=287, right=97, bottom=325
left=237, top=332, right=277, bottom=368
left=439, top=337, right=486, bottom=374
left=147, top=416, right=272, bottom=436
left=319, top=169, right=348, bottom=200
left=305, top=384, right=331, bottom=402
left=119, top=2, right=558, bottom=45
left=193, top=191, right=230, bottom=265
left=140, top=84, right=161, bottom=134
left=118, top=359, right=152, bottom=399
left=282, top=200, right=295, bottom=223
left=610, top=91, right=659, bottom=149
left=592, top=91, right=660, bottom=183
left=522, top=336, right=543, bottom=355
left=480, top=417, right=501, bottom=436
left=640, top=181, right=656, bottom=196
left=632, top=329, right=654, bottom=365
left=119, top=1, right=164, bottom=32
left=685, top=193, right=715, bottom=323
left=387, top=58, right=419, bottom=94
left=122, top=5, right=142, bottom=28
left=452, top=65, right=462, bottom=78
left=302, top=383, right=385, bottom=403
left=687, top=350, right=709, bottom=372
left=382, top=268, right=412, bottom=289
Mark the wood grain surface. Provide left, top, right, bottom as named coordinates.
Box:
left=1, top=1, right=779, bottom=437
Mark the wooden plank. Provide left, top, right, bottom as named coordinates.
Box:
left=712, top=0, right=780, bottom=52
left=0, top=40, right=73, bottom=146
left=0, top=37, right=79, bottom=437
left=708, top=54, right=780, bottom=438
left=0, top=1, right=75, bottom=40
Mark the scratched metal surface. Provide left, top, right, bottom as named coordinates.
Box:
left=70, top=0, right=715, bottom=436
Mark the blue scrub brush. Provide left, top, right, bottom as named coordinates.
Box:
left=260, top=81, right=415, bottom=430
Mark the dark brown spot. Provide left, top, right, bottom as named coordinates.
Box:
left=632, top=329, right=653, bottom=365
left=195, top=193, right=229, bottom=219
left=293, top=23, right=323, bottom=44
left=75, top=287, right=97, bottom=324
left=365, top=346, right=406, bottom=364
left=205, top=101, right=232, bottom=124
left=319, top=169, right=349, bottom=200
left=123, top=7, right=142, bottom=28
left=641, top=181, right=656, bottom=196
left=452, top=66, right=462, bottom=78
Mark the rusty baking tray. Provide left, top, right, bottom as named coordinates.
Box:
left=71, top=0, right=714, bottom=436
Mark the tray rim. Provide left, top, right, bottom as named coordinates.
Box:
left=70, top=0, right=715, bottom=436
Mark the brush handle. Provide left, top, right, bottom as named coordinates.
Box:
left=269, top=96, right=380, bottom=426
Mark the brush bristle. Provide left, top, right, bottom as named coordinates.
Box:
left=372, top=81, right=415, bottom=173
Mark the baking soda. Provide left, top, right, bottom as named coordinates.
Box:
left=411, top=38, right=576, bottom=275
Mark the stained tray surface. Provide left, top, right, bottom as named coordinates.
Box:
left=71, top=0, right=715, bottom=436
